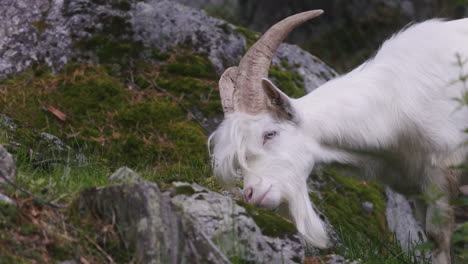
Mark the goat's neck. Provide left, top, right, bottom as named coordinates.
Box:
left=296, top=73, right=395, bottom=163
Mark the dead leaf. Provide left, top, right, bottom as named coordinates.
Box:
left=46, top=105, right=67, bottom=121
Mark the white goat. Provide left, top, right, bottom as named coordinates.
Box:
left=209, top=10, right=468, bottom=264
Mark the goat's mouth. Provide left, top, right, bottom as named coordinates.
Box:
left=252, top=184, right=273, bottom=206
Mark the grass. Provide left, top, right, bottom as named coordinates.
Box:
left=0, top=162, right=128, bottom=263
left=0, top=58, right=437, bottom=262
left=309, top=169, right=434, bottom=264
left=333, top=230, right=432, bottom=264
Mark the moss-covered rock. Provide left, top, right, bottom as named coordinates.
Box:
left=74, top=182, right=183, bottom=264
left=234, top=26, right=260, bottom=49
left=310, top=170, right=388, bottom=240
left=269, top=61, right=306, bottom=98
left=0, top=58, right=218, bottom=173
left=308, top=169, right=408, bottom=262
left=171, top=182, right=305, bottom=263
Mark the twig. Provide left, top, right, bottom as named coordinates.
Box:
left=0, top=167, right=66, bottom=209
left=83, top=233, right=116, bottom=264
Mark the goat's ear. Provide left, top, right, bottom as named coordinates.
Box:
left=262, top=78, right=297, bottom=122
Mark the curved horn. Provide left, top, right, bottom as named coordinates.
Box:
left=233, top=10, right=324, bottom=114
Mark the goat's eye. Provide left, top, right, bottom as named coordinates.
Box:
left=263, top=131, right=277, bottom=144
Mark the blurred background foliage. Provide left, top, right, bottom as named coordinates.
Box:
left=177, top=0, right=468, bottom=72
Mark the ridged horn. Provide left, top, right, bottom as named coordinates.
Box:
left=233, top=10, right=324, bottom=114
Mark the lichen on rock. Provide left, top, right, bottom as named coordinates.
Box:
left=170, top=182, right=305, bottom=263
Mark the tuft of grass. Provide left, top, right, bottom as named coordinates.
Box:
left=236, top=200, right=297, bottom=238
left=333, top=230, right=432, bottom=264
left=0, top=60, right=216, bottom=171
left=310, top=169, right=388, bottom=242
left=310, top=169, right=433, bottom=263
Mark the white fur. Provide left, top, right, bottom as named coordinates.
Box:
left=210, top=19, right=468, bottom=263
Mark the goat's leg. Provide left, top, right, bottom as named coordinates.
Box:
left=425, top=196, right=453, bottom=264
left=424, top=168, right=456, bottom=264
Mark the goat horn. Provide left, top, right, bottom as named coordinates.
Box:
left=233, top=10, right=324, bottom=114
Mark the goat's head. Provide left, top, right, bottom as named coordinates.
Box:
left=209, top=10, right=330, bottom=248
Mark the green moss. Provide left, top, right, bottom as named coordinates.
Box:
left=31, top=20, right=48, bottom=34
left=0, top=45, right=222, bottom=181
left=234, top=26, right=259, bottom=49
left=68, top=197, right=134, bottom=263
left=168, top=122, right=207, bottom=160
left=73, top=12, right=143, bottom=73
left=216, top=23, right=232, bottom=35
left=311, top=169, right=390, bottom=256
left=205, top=6, right=240, bottom=26
left=111, top=0, right=132, bottom=11
left=57, top=70, right=126, bottom=114
left=268, top=63, right=305, bottom=98
left=164, top=54, right=217, bottom=79
left=236, top=200, right=297, bottom=238
left=151, top=49, right=170, bottom=61
left=76, top=35, right=141, bottom=65
left=0, top=203, right=17, bottom=229
left=173, top=185, right=196, bottom=196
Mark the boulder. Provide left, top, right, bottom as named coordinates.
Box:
left=0, top=145, right=15, bottom=184
left=108, top=166, right=144, bottom=184
left=77, top=182, right=187, bottom=264
left=0, top=0, right=336, bottom=93
left=76, top=181, right=306, bottom=263
left=0, top=145, right=16, bottom=205
left=385, top=187, right=427, bottom=251
left=0, top=192, right=15, bottom=205
left=170, top=182, right=305, bottom=263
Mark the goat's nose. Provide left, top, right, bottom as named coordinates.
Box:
left=244, top=187, right=253, bottom=203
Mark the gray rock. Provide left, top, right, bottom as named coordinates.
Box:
left=361, top=201, right=374, bottom=214
left=170, top=182, right=304, bottom=263
left=174, top=0, right=236, bottom=9
left=0, top=0, right=336, bottom=94
left=56, top=260, right=78, bottom=264
left=459, top=185, right=468, bottom=196
left=0, top=114, right=87, bottom=167
left=77, top=182, right=187, bottom=264
left=39, top=132, right=70, bottom=152
left=273, top=43, right=338, bottom=93
left=132, top=0, right=246, bottom=74
left=0, top=145, right=16, bottom=184
left=108, top=166, right=144, bottom=184
left=326, top=254, right=361, bottom=264
left=385, top=187, right=427, bottom=251
left=0, top=145, right=15, bottom=205
left=147, top=1, right=336, bottom=92
left=77, top=181, right=305, bottom=263
left=0, top=192, right=15, bottom=205
left=0, top=114, right=17, bottom=130
left=0, top=0, right=49, bottom=79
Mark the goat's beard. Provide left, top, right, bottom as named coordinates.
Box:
left=284, top=179, right=330, bottom=249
